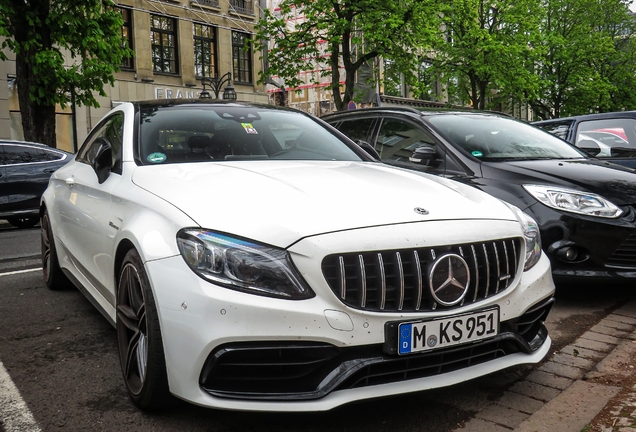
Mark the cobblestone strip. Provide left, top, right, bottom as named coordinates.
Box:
left=596, top=384, right=636, bottom=432
left=453, top=306, right=636, bottom=432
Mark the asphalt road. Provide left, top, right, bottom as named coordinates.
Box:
left=0, top=223, right=634, bottom=432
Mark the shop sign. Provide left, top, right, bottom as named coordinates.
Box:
left=154, top=88, right=199, bottom=100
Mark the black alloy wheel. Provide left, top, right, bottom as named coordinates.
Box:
left=116, top=249, right=173, bottom=410
left=8, top=216, right=39, bottom=229
left=41, top=211, right=71, bottom=290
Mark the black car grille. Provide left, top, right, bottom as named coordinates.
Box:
left=606, top=233, right=636, bottom=268
left=321, top=238, right=522, bottom=313
left=199, top=296, right=553, bottom=401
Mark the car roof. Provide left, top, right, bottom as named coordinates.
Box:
left=321, top=106, right=510, bottom=120
left=0, top=139, right=71, bottom=155
left=533, top=111, right=636, bottom=124
left=133, top=99, right=304, bottom=114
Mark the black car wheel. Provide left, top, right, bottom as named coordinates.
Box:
left=8, top=216, right=39, bottom=229
left=116, top=249, right=173, bottom=410
left=41, top=211, right=71, bottom=290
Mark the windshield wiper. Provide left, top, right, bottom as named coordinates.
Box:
left=483, top=156, right=563, bottom=162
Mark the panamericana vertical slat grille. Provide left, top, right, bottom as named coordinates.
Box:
left=321, top=238, right=522, bottom=313
left=606, top=233, right=636, bottom=268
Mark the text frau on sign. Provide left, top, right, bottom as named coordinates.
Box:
left=154, top=88, right=199, bottom=100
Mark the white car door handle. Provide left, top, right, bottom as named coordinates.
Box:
left=65, top=177, right=75, bottom=186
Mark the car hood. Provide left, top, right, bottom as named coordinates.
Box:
left=483, top=158, right=636, bottom=205
left=132, top=161, right=516, bottom=248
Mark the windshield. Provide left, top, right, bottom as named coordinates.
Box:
left=428, top=114, right=587, bottom=161
left=138, top=105, right=363, bottom=165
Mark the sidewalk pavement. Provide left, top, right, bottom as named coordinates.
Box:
left=454, top=301, right=636, bottom=432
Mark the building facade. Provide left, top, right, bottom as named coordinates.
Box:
left=0, top=0, right=269, bottom=152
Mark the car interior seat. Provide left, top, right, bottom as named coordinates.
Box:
left=213, top=126, right=267, bottom=159
left=186, top=135, right=214, bottom=161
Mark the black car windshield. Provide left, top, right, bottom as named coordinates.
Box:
left=139, top=105, right=363, bottom=165
left=428, top=114, right=587, bottom=161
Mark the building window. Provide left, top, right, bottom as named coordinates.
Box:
left=151, top=15, right=179, bottom=74
left=192, top=0, right=220, bottom=7
left=117, top=7, right=134, bottom=70
left=232, top=31, right=252, bottom=84
left=229, top=0, right=254, bottom=15
left=194, top=23, right=217, bottom=78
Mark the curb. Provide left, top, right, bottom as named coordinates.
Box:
left=453, top=301, right=636, bottom=431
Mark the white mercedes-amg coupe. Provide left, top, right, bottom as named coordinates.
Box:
left=40, top=100, right=555, bottom=412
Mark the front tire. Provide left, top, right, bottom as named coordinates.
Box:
left=116, top=249, right=174, bottom=410
left=41, top=211, right=71, bottom=290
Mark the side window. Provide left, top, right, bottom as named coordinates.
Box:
left=3, top=145, right=45, bottom=164
left=38, top=148, right=64, bottom=162
left=535, top=121, right=572, bottom=140
left=76, top=112, right=124, bottom=174
left=376, top=118, right=447, bottom=174
left=104, top=114, right=124, bottom=174
left=335, top=118, right=375, bottom=143
left=376, top=118, right=437, bottom=161
left=77, top=122, right=109, bottom=163
left=576, top=119, right=636, bottom=154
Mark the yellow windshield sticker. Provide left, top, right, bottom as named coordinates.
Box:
left=241, top=123, right=258, bottom=134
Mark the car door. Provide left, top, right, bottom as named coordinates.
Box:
left=55, top=113, right=124, bottom=303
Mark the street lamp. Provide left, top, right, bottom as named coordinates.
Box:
left=199, top=72, right=237, bottom=101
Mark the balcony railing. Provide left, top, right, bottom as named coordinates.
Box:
left=191, top=0, right=220, bottom=8
left=229, top=0, right=254, bottom=15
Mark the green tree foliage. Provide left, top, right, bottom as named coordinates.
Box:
left=530, top=0, right=636, bottom=118
left=0, top=0, right=131, bottom=147
left=429, top=0, right=544, bottom=111
left=255, top=0, right=441, bottom=111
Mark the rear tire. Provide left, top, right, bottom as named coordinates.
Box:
left=41, top=211, right=72, bottom=290
left=116, top=249, right=174, bottom=410
left=8, top=216, right=39, bottom=229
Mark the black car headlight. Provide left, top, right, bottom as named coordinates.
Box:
left=177, top=229, right=314, bottom=300
left=523, top=184, right=623, bottom=218
left=505, top=204, right=542, bottom=271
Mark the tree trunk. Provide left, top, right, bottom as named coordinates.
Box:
left=331, top=41, right=345, bottom=111
left=16, top=55, right=57, bottom=147
left=12, top=0, right=57, bottom=148
left=478, top=80, right=488, bottom=110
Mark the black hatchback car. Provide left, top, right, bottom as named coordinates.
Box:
left=0, top=140, right=71, bottom=228
left=323, top=107, right=636, bottom=282
left=533, top=111, right=636, bottom=168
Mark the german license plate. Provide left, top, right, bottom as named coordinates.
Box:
left=398, top=308, right=499, bottom=355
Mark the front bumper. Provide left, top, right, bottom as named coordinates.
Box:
left=145, top=220, right=555, bottom=411
left=529, top=202, right=636, bottom=280
left=199, top=296, right=552, bottom=401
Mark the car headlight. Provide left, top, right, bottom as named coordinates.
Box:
left=177, top=229, right=314, bottom=300
left=505, top=204, right=542, bottom=271
left=523, top=185, right=623, bottom=218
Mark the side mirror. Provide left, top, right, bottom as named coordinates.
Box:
left=91, top=137, right=112, bottom=184
left=409, top=146, right=436, bottom=165
left=356, top=140, right=381, bottom=160
left=577, top=139, right=601, bottom=157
